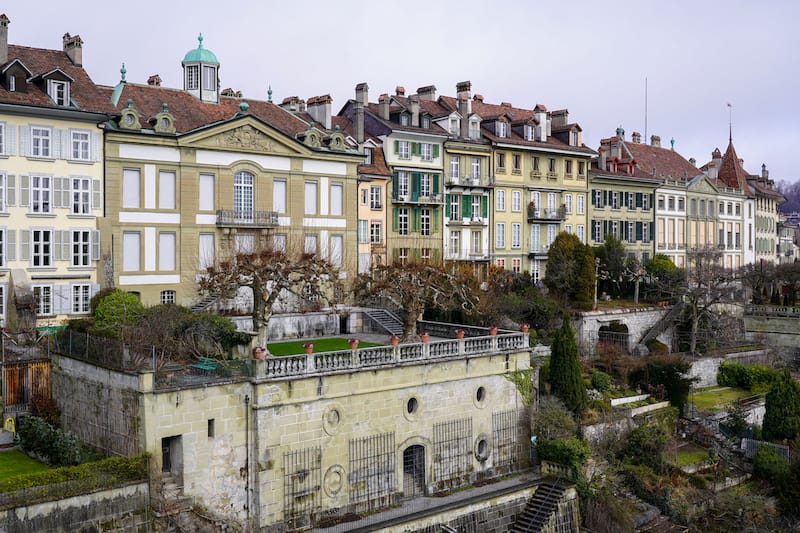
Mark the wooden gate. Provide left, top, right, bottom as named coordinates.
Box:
left=2, top=360, right=50, bottom=413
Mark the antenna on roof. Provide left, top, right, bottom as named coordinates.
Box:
left=727, top=102, right=733, bottom=142
left=644, top=77, right=648, bottom=141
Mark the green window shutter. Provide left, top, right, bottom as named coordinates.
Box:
left=394, top=140, right=399, bottom=154
left=432, top=209, right=439, bottom=233
left=432, top=248, right=441, bottom=263
left=392, top=172, right=398, bottom=199
left=411, top=173, right=420, bottom=201
left=635, top=192, right=642, bottom=208
left=410, top=142, right=418, bottom=156
left=481, top=196, right=488, bottom=218
left=461, top=195, right=470, bottom=219
left=432, top=144, right=439, bottom=158
left=412, top=207, right=420, bottom=232
left=392, top=207, right=398, bottom=232
left=446, top=193, right=451, bottom=208
left=433, top=173, right=440, bottom=194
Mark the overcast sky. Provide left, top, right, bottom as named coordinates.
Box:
left=7, top=1, right=799, bottom=181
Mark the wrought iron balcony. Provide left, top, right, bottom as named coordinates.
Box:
left=216, top=210, right=279, bottom=228
left=527, top=206, right=566, bottom=222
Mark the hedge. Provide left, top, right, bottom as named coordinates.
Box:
left=537, top=437, right=590, bottom=469
left=0, top=454, right=149, bottom=509
left=717, top=362, right=779, bottom=392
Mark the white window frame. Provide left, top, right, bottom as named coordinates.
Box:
left=364, top=147, right=373, bottom=165
left=564, top=193, right=572, bottom=215
left=358, top=220, right=368, bottom=244
left=450, top=156, right=460, bottom=178
left=160, top=290, right=176, bottom=305
left=199, top=173, right=215, bottom=211
left=420, top=174, right=431, bottom=197
left=577, top=224, right=585, bottom=243
left=72, top=283, right=90, bottom=314
left=71, top=130, right=90, bottom=160
left=272, top=178, right=286, bottom=213
left=304, top=234, right=318, bottom=255
left=370, top=221, right=382, bottom=244
left=472, top=157, right=480, bottom=179
left=122, top=168, right=140, bottom=209
left=202, top=65, right=216, bottom=91
left=511, top=223, right=521, bottom=249
left=31, top=175, right=52, bottom=213
left=398, top=141, right=409, bottom=159
left=159, top=232, right=176, bottom=271
left=31, top=126, right=52, bottom=158
left=421, top=143, right=432, bottom=161
left=198, top=232, right=214, bottom=270
left=31, top=228, right=52, bottom=267
left=398, top=208, right=409, bottom=235
left=33, top=285, right=53, bottom=316
left=330, top=183, right=343, bottom=216
left=496, top=190, right=506, bottom=211
left=186, top=65, right=199, bottom=90
left=496, top=121, right=507, bottom=137
left=48, top=79, right=69, bottom=106
left=370, top=185, right=382, bottom=209
left=511, top=190, right=521, bottom=212
left=511, top=258, right=521, bottom=273
left=122, top=232, right=140, bottom=272
left=450, top=230, right=461, bottom=256
left=420, top=208, right=431, bottom=236
left=234, top=171, right=254, bottom=218
left=71, top=177, right=91, bottom=215
left=495, top=223, right=506, bottom=249
left=158, top=170, right=176, bottom=209
left=397, top=172, right=409, bottom=197
left=304, top=181, right=318, bottom=215
left=71, top=229, right=91, bottom=267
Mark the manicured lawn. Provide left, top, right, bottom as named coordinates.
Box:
left=689, top=387, right=753, bottom=412
left=675, top=447, right=711, bottom=467
left=267, top=338, right=383, bottom=356
left=0, top=450, right=51, bottom=481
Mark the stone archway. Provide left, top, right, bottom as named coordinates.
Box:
left=402, top=445, right=425, bottom=498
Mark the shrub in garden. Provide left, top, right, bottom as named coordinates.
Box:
left=591, top=370, right=613, bottom=393
left=18, top=415, right=86, bottom=466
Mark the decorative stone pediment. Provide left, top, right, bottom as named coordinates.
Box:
left=220, top=124, right=277, bottom=151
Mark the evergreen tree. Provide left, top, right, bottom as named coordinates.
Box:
left=763, top=370, right=800, bottom=441
left=549, top=315, right=587, bottom=412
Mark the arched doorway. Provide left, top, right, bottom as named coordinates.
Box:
left=402, top=445, right=425, bottom=498
left=598, top=320, right=630, bottom=354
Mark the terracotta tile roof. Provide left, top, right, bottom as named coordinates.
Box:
left=717, top=141, right=753, bottom=196
left=333, top=113, right=391, bottom=177
left=625, top=142, right=702, bottom=181
left=103, top=83, right=320, bottom=139
left=0, top=44, right=115, bottom=114
left=747, top=178, right=785, bottom=200
left=363, top=101, right=449, bottom=136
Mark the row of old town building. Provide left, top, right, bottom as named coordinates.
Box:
left=0, top=16, right=791, bottom=328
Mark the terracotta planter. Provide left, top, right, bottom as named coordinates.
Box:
left=303, top=344, right=314, bottom=355
left=253, top=346, right=266, bottom=360
left=520, top=324, right=529, bottom=333
left=349, top=340, right=359, bottom=350
left=390, top=336, right=400, bottom=346
left=420, top=333, right=429, bottom=343
left=489, top=327, right=498, bottom=336
left=456, top=329, right=465, bottom=339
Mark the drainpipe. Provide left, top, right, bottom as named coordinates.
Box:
left=245, top=394, right=250, bottom=531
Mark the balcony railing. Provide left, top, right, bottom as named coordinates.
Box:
left=393, top=193, right=444, bottom=204
left=528, top=244, right=550, bottom=257
left=216, top=210, right=279, bottom=227
left=527, top=206, right=566, bottom=222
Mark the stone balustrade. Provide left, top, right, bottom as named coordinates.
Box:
left=256, top=332, right=528, bottom=380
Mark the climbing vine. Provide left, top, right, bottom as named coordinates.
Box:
left=505, top=369, right=533, bottom=406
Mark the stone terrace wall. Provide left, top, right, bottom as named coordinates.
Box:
left=575, top=307, right=672, bottom=355
left=51, top=354, right=141, bottom=456
left=0, top=482, right=149, bottom=533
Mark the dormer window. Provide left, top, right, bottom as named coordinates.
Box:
left=8, top=76, right=14, bottom=92
left=496, top=121, right=507, bottom=137
left=400, top=114, right=410, bottom=126
left=469, top=119, right=480, bottom=139
left=421, top=116, right=431, bottom=129
left=450, top=118, right=459, bottom=135
left=570, top=130, right=579, bottom=146
left=525, top=125, right=534, bottom=141
left=364, top=147, right=373, bottom=165
left=48, top=80, right=69, bottom=106
left=186, top=65, right=199, bottom=90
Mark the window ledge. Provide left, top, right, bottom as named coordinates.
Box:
left=66, top=159, right=96, bottom=165
left=26, top=156, right=56, bottom=162
left=67, top=214, right=95, bottom=219
left=26, top=213, right=57, bottom=218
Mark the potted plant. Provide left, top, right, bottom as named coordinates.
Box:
left=303, top=342, right=314, bottom=354
left=389, top=335, right=400, bottom=346
left=420, top=332, right=430, bottom=343
left=520, top=324, right=530, bottom=333
left=488, top=325, right=498, bottom=336
left=455, top=329, right=466, bottom=339
left=253, top=346, right=267, bottom=360
left=348, top=338, right=359, bottom=350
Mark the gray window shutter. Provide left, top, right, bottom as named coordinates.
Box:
left=53, top=177, right=63, bottom=208
left=54, top=230, right=63, bottom=261
left=91, top=230, right=100, bottom=261
left=92, top=179, right=101, bottom=211
left=5, top=125, right=15, bottom=156
left=6, top=229, right=15, bottom=262
left=20, top=175, right=29, bottom=207
left=63, top=230, right=71, bottom=262
left=20, top=230, right=29, bottom=262
left=61, top=177, right=70, bottom=208
left=91, top=132, right=100, bottom=161
left=53, top=129, right=64, bottom=160
left=6, top=175, right=14, bottom=206
left=55, top=285, right=68, bottom=315
left=19, top=125, right=30, bottom=156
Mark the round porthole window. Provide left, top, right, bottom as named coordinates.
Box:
left=476, top=386, right=486, bottom=403
left=407, top=397, right=418, bottom=414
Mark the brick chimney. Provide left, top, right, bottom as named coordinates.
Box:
left=378, top=94, right=390, bottom=120
left=762, top=163, right=769, bottom=179
left=456, top=81, right=471, bottom=100
left=417, top=85, right=436, bottom=101
left=354, top=82, right=368, bottom=144
left=650, top=135, right=661, bottom=147
left=62, top=33, right=83, bottom=66
left=147, top=74, right=162, bottom=86
left=395, top=86, right=405, bottom=96
left=473, top=94, right=484, bottom=102
left=408, top=95, right=420, bottom=127
left=457, top=97, right=470, bottom=138
left=631, top=131, right=642, bottom=144
left=551, top=109, right=568, bottom=127
left=598, top=146, right=607, bottom=171
left=0, top=14, right=8, bottom=66
left=689, top=157, right=696, bottom=167
left=307, top=94, right=332, bottom=129
left=280, top=96, right=305, bottom=113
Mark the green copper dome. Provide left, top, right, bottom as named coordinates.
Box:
left=182, top=34, right=219, bottom=65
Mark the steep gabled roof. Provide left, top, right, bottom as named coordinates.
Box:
left=0, top=44, right=115, bottom=113
left=717, top=141, right=753, bottom=196
left=626, top=142, right=701, bottom=181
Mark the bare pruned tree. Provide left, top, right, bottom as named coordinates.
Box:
left=354, top=261, right=478, bottom=339
left=199, top=242, right=341, bottom=344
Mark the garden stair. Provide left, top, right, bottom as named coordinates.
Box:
left=364, top=309, right=404, bottom=336
left=639, top=302, right=685, bottom=346
left=510, top=481, right=567, bottom=532
left=190, top=296, right=217, bottom=313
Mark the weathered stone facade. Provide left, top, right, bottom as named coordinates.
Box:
left=573, top=307, right=673, bottom=355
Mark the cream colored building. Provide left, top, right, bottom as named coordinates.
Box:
left=0, top=20, right=110, bottom=328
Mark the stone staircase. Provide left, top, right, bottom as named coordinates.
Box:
left=191, top=296, right=217, bottom=313
left=156, top=473, right=192, bottom=516
left=638, top=302, right=685, bottom=347
left=364, top=308, right=404, bottom=336
left=510, top=481, right=567, bottom=532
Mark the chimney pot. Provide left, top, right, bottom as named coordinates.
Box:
left=473, top=94, right=483, bottom=102
left=501, top=101, right=512, bottom=108
left=416, top=85, right=436, bottom=101
left=456, top=81, right=471, bottom=100
left=599, top=147, right=607, bottom=172
left=409, top=96, right=420, bottom=127
left=689, top=157, right=696, bottom=166
left=650, top=135, right=661, bottom=147
left=379, top=94, right=390, bottom=120
left=62, top=32, right=83, bottom=66
left=631, top=131, right=641, bottom=144
left=354, top=83, right=367, bottom=144
left=395, top=86, right=405, bottom=96
left=0, top=14, right=9, bottom=65
left=147, top=74, right=162, bottom=87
